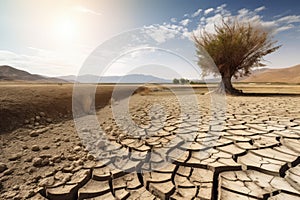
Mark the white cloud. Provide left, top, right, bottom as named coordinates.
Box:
left=188, top=4, right=300, bottom=38
left=180, top=19, right=191, bottom=26
left=0, top=50, right=61, bottom=75
left=192, top=9, right=202, bottom=18
left=203, top=14, right=224, bottom=33
left=254, top=6, right=266, bottom=12
left=171, top=18, right=177, bottom=23
left=275, top=24, right=295, bottom=33
left=129, top=46, right=154, bottom=59
left=0, top=47, right=89, bottom=76
left=274, top=14, right=284, bottom=19
left=0, top=50, right=19, bottom=60
left=204, top=8, right=214, bottom=15
left=182, top=29, right=192, bottom=39
left=144, top=25, right=180, bottom=43
left=215, top=4, right=227, bottom=14
left=143, top=22, right=194, bottom=44
left=259, top=21, right=277, bottom=30
left=238, top=8, right=250, bottom=17
left=235, top=8, right=300, bottom=34
left=143, top=4, right=300, bottom=47
left=277, top=15, right=300, bottom=23
left=73, top=5, right=101, bottom=16
left=200, top=17, right=206, bottom=22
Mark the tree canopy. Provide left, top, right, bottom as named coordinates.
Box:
left=193, top=18, right=281, bottom=94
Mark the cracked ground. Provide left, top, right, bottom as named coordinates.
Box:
left=1, top=88, right=300, bottom=200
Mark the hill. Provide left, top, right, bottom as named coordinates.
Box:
left=0, top=65, right=171, bottom=83
left=58, top=74, right=172, bottom=83
left=0, top=65, right=66, bottom=82
left=241, top=64, right=300, bottom=83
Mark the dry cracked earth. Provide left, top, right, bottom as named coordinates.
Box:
left=1, top=90, right=300, bottom=200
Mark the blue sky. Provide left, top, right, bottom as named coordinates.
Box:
left=0, top=0, right=299, bottom=78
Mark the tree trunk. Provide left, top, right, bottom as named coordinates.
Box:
left=217, top=75, right=243, bottom=95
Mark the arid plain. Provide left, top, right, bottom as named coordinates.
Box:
left=0, top=83, right=300, bottom=200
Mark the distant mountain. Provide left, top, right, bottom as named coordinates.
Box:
left=0, top=65, right=66, bottom=82
left=57, top=75, right=77, bottom=82
left=58, top=74, right=172, bottom=83
left=0, top=65, right=171, bottom=83
left=186, top=68, right=271, bottom=83
left=241, top=64, right=300, bottom=83
left=233, top=68, right=270, bottom=82
left=5, top=64, right=299, bottom=84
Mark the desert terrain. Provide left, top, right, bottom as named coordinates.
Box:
left=0, top=83, right=300, bottom=200
left=242, top=64, right=300, bottom=83
left=1, top=0, right=300, bottom=199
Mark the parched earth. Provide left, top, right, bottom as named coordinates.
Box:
left=1, top=90, right=300, bottom=200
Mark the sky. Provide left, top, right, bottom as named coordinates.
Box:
left=0, top=0, right=299, bottom=79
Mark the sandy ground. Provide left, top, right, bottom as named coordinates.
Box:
left=0, top=83, right=162, bottom=134
left=0, top=83, right=300, bottom=200
left=1, top=82, right=299, bottom=133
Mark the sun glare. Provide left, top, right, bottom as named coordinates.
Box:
left=54, top=16, right=77, bottom=42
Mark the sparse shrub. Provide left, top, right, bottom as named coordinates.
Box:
left=173, top=78, right=180, bottom=84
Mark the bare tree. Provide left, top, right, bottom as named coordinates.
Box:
left=193, top=18, right=281, bottom=95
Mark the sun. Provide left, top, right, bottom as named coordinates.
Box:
left=54, top=16, right=77, bottom=42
